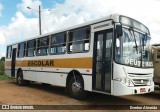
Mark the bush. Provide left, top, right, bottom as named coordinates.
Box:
left=0, top=60, right=5, bottom=75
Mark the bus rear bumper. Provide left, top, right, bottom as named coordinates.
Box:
left=113, top=81, right=154, bottom=96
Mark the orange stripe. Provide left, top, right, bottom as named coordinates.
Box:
left=5, top=57, right=93, bottom=69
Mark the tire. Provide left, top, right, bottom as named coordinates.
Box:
left=16, top=70, right=28, bottom=86
left=68, top=75, right=87, bottom=100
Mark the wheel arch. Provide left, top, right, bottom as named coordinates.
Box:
left=16, top=68, right=23, bottom=78
left=66, top=69, right=84, bottom=93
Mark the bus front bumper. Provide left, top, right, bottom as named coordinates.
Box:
left=113, top=81, right=154, bottom=96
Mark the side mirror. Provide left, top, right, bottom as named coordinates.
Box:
left=116, top=25, right=123, bottom=36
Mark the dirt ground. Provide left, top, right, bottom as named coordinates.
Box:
left=0, top=80, right=160, bottom=112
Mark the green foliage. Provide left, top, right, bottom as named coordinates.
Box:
left=0, top=60, right=5, bottom=75
left=1, top=57, right=5, bottom=61
left=0, top=60, right=13, bottom=80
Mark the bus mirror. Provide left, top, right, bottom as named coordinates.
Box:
left=116, top=25, right=123, bottom=36
left=116, top=38, right=120, bottom=47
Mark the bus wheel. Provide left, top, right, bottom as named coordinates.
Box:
left=16, top=70, right=25, bottom=86
left=68, top=75, right=87, bottom=100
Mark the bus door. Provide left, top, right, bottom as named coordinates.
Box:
left=11, top=48, right=16, bottom=77
left=93, top=29, right=113, bottom=93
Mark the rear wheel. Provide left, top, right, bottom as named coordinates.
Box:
left=68, top=75, right=87, bottom=100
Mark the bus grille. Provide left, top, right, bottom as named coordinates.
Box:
left=132, top=79, right=149, bottom=86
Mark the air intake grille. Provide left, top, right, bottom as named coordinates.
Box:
left=132, top=79, right=149, bottom=86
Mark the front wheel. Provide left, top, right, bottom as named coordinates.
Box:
left=16, top=70, right=27, bottom=86
left=68, top=75, right=87, bottom=100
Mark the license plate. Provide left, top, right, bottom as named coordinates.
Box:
left=140, top=88, right=146, bottom=93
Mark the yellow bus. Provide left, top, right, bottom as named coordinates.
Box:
left=5, top=14, right=154, bottom=99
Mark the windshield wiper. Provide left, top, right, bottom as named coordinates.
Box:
left=129, top=29, right=138, bottom=54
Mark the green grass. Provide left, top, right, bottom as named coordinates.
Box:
left=0, top=75, right=13, bottom=81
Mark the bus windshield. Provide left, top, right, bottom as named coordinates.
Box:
left=115, top=28, right=153, bottom=68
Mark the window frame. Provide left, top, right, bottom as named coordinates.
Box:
left=17, top=42, right=26, bottom=58
left=36, top=36, right=49, bottom=56
left=6, top=46, right=12, bottom=59
left=26, top=39, right=36, bottom=57
left=67, top=27, right=91, bottom=54
left=50, top=32, right=67, bottom=55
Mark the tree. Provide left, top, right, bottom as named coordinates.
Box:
left=0, top=60, right=4, bottom=75
left=1, top=57, right=5, bottom=61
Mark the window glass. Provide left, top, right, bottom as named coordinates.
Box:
left=6, top=46, right=12, bottom=58
left=50, top=33, right=66, bottom=54
left=26, top=39, right=36, bottom=57
left=157, top=50, right=160, bottom=59
left=68, top=27, right=90, bottom=53
left=37, top=36, right=49, bottom=56
left=17, top=42, right=26, bottom=57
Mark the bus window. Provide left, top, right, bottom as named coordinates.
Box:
left=37, top=36, right=49, bottom=56
left=26, top=39, right=36, bottom=57
left=6, top=46, right=12, bottom=59
left=68, top=27, right=90, bottom=53
left=157, top=50, right=160, bottom=59
left=50, top=33, right=66, bottom=54
left=17, top=42, right=26, bottom=58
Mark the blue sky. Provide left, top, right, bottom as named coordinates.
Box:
left=0, top=0, right=160, bottom=58
left=0, top=0, right=64, bottom=25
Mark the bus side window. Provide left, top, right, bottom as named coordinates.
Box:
left=68, top=27, right=90, bottom=53
left=50, top=33, right=66, bottom=55
left=6, top=46, right=12, bottom=59
left=157, top=50, right=160, bottom=59
left=17, top=42, right=26, bottom=58
left=37, top=36, right=49, bottom=56
left=26, top=39, right=36, bottom=57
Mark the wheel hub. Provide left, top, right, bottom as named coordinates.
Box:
left=72, top=81, right=82, bottom=94
left=18, top=75, right=22, bottom=84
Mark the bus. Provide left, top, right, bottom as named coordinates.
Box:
left=152, top=44, right=160, bottom=87
left=5, top=14, right=154, bottom=99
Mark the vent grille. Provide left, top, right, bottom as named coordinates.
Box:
left=132, top=79, right=149, bottom=86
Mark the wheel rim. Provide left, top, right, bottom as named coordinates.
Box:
left=72, top=81, right=82, bottom=94
left=18, top=74, right=22, bottom=84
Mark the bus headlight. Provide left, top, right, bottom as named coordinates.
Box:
left=116, top=78, right=134, bottom=87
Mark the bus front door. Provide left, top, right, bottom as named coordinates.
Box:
left=11, top=48, right=16, bottom=77
left=93, top=29, right=113, bottom=93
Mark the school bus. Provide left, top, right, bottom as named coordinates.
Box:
left=5, top=14, right=154, bottom=99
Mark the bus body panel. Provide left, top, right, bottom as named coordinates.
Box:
left=113, top=81, right=154, bottom=96
left=112, top=62, right=154, bottom=95
left=152, top=46, right=160, bottom=85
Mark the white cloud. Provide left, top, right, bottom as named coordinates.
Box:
left=0, top=0, right=160, bottom=57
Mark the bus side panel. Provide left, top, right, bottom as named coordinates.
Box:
left=22, top=69, right=92, bottom=91
left=5, top=69, right=11, bottom=77
left=153, top=49, right=160, bottom=85
left=23, top=71, right=67, bottom=87
left=82, top=75, right=92, bottom=91
left=23, top=70, right=36, bottom=81
left=5, top=60, right=12, bottom=77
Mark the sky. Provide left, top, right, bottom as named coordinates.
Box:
left=0, top=0, right=160, bottom=58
